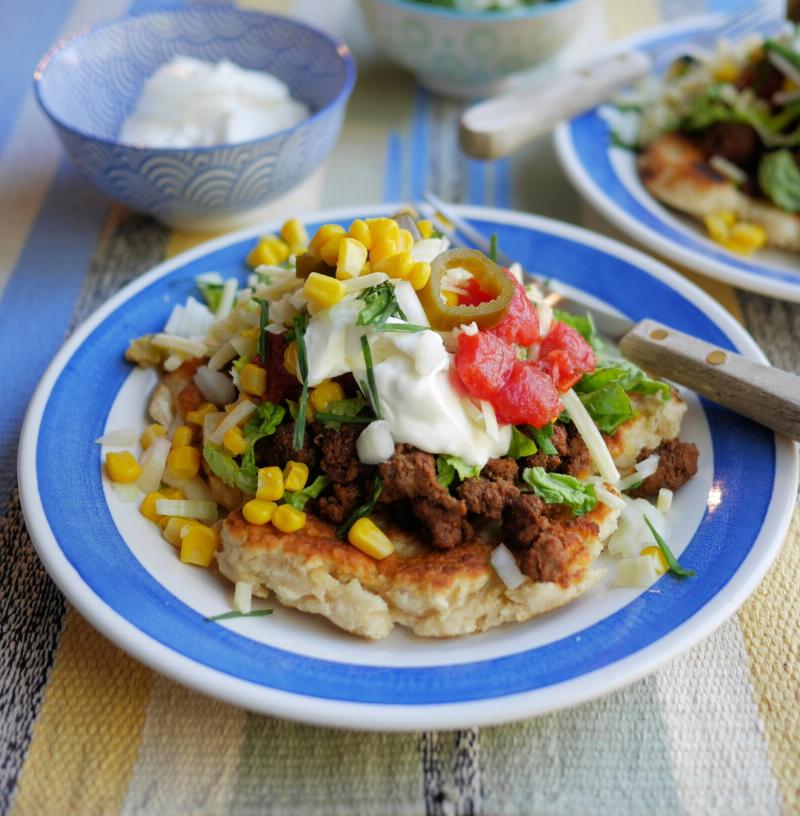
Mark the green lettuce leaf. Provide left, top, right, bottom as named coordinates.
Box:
left=553, top=310, right=603, bottom=351
left=202, top=445, right=257, bottom=494
left=528, top=423, right=558, bottom=455
left=507, top=427, right=538, bottom=458
left=758, top=149, right=800, bottom=213
left=315, top=395, right=368, bottom=428
left=436, top=455, right=481, bottom=488
left=521, top=467, right=597, bottom=516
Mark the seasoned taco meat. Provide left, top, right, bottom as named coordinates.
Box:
left=628, top=438, right=699, bottom=498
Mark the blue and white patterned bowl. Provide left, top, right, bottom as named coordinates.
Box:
left=34, top=7, right=356, bottom=230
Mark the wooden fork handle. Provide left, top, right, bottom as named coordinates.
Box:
left=459, top=50, right=651, bottom=161
left=619, top=319, right=800, bottom=441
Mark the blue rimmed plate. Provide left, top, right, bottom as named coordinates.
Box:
left=554, top=19, right=800, bottom=303
left=18, top=205, right=797, bottom=730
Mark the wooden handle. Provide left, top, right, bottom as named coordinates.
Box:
left=459, top=50, right=651, bottom=160
left=619, top=319, right=800, bottom=441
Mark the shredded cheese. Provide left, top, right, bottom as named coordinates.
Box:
left=560, top=389, right=620, bottom=484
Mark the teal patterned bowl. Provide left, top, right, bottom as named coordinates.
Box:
left=358, top=0, right=587, bottom=98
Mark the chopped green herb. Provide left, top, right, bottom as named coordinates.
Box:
left=507, top=427, right=538, bottom=459
left=284, top=475, right=331, bottom=510
left=314, top=394, right=369, bottom=428
left=357, top=282, right=406, bottom=327
left=371, top=323, right=429, bottom=333
left=292, top=315, right=310, bottom=450
left=360, top=335, right=382, bottom=420
left=197, top=282, right=224, bottom=312
left=337, top=478, right=382, bottom=538
left=436, top=455, right=481, bottom=488
left=643, top=515, right=695, bottom=577
left=528, top=423, right=558, bottom=455
left=286, top=399, right=299, bottom=420
left=521, top=466, right=597, bottom=516
left=488, top=233, right=498, bottom=262
left=254, top=297, right=269, bottom=363
left=206, top=609, right=274, bottom=622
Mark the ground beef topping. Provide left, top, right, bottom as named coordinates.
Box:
left=628, top=438, right=699, bottom=498
left=255, top=422, right=318, bottom=470
left=521, top=422, right=590, bottom=478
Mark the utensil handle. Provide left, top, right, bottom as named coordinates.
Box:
left=619, top=319, right=800, bottom=441
left=459, top=50, right=651, bottom=160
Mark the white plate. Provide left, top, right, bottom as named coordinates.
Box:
left=555, top=18, right=800, bottom=302
left=18, top=204, right=798, bottom=730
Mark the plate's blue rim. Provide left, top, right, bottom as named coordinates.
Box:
left=559, top=21, right=800, bottom=292
left=31, top=212, right=777, bottom=706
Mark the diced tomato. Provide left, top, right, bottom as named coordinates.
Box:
left=487, top=271, right=540, bottom=346
left=537, top=321, right=595, bottom=391
left=263, top=332, right=301, bottom=404
left=454, top=331, right=517, bottom=400
left=457, top=277, right=494, bottom=307
left=490, top=361, right=562, bottom=427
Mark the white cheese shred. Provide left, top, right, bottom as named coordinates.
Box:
left=657, top=488, right=674, bottom=514
left=560, top=389, right=620, bottom=484
left=491, top=543, right=526, bottom=590
left=233, top=581, right=253, bottom=614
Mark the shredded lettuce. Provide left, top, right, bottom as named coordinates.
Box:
left=529, top=423, right=558, bottom=455
left=436, top=455, right=481, bottom=487
left=315, top=395, right=369, bottom=428
left=242, top=401, right=285, bottom=440
left=507, top=427, right=538, bottom=459
left=521, top=467, right=597, bottom=516
left=758, top=149, right=800, bottom=213
left=284, top=475, right=331, bottom=510
left=203, top=444, right=257, bottom=494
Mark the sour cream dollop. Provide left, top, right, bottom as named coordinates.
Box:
left=119, top=56, right=310, bottom=148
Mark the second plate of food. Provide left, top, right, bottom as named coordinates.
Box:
left=555, top=17, right=800, bottom=302
left=18, top=205, right=797, bottom=730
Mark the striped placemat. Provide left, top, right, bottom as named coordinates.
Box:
left=1, top=0, right=798, bottom=814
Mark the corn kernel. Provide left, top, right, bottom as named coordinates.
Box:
left=348, top=218, right=372, bottom=250
left=239, top=363, right=267, bottom=396
left=140, top=423, right=167, bottom=450
left=257, top=466, right=284, bottom=501
left=284, top=341, right=298, bottom=377
left=283, top=460, right=309, bottom=492
left=272, top=504, right=306, bottom=533
left=223, top=426, right=247, bottom=455
left=179, top=523, right=218, bottom=567
left=703, top=211, right=736, bottom=243
left=396, top=228, right=414, bottom=253
left=336, top=237, right=368, bottom=280
left=726, top=221, right=767, bottom=255
left=417, top=219, right=433, bottom=239
left=641, top=545, right=668, bottom=576
left=348, top=517, right=394, bottom=559
left=106, top=451, right=141, bottom=483
left=240, top=326, right=260, bottom=341
left=161, top=487, right=185, bottom=500
left=310, top=379, right=345, bottom=412
left=247, top=235, right=289, bottom=268
left=319, top=234, right=344, bottom=266
left=374, top=251, right=413, bottom=280
left=303, top=271, right=346, bottom=309
left=308, top=223, right=345, bottom=256
left=410, top=261, right=432, bottom=291
left=172, top=425, right=193, bottom=448
left=280, top=217, right=309, bottom=253
left=167, top=445, right=200, bottom=480
left=162, top=517, right=195, bottom=547
left=442, top=290, right=459, bottom=307
left=186, top=403, right=217, bottom=425
left=367, top=217, right=399, bottom=244
left=242, top=498, right=277, bottom=525
left=140, top=491, right=165, bottom=523
left=712, top=60, right=739, bottom=83
left=369, top=237, right=397, bottom=264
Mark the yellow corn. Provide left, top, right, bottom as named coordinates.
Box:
left=179, top=523, right=218, bottom=567
left=367, top=217, right=399, bottom=244
left=246, top=235, right=290, bottom=268
left=140, top=423, right=167, bottom=450
left=240, top=326, right=260, bottom=341
left=319, top=234, right=344, bottom=266
left=396, top=228, right=414, bottom=253
left=308, top=223, right=345, bottom=256
left=186, top=403, right=217, bottom=425
left=167, top=446, right=200, bottom=480
left=303, top=271, right=346, bottom=309
left=257, top=466, right=284, bottom=501
left=712, top=60, right=739, bottom=83
left=242, top=499, right=277, bottom=525
left=347, top=517, right=394, bottom=559
left=374, top=251, right=413, bottom=280
left=284, top=341, right=298, bottom=377
left=442, top=290, right=459, bottom=307
left=162, top=517, right=195, bottom=547
left=280, top=217, right=309, bottom=253
left=172, top=425, right=193, bottom=448
left=336, top=237, right=368, bottom=280
left=272, top=504, right=306, bottom=533
left=348, top=219, right=372, bottom=250
left=161, top=487, right=185, bottom=500
left=310, top=379, right=345, bottom=412
left=369, top=237, right=397, bottom=264
left=283, top=461, right=309, bottom=492
left=410, top=261, right=432, bottom=291
left=417, top=219, right=433, bottom=239
left=726, top=221, right=767, bottom=255
left=641, top=545, right=668, bottom=576
left=223, top=426, right=247, bottom=455
left=239, top=363, right=267, bottom=396
left=140, top=491, right=165, bottom=523
left=106, top=451, right=141, bottom=483
left=703, top=211, right=736, bottom=243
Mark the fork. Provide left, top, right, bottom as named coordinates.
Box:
left=459, top=1, right=785, bottom=160
left=418, top=191, right=800, bottom=441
